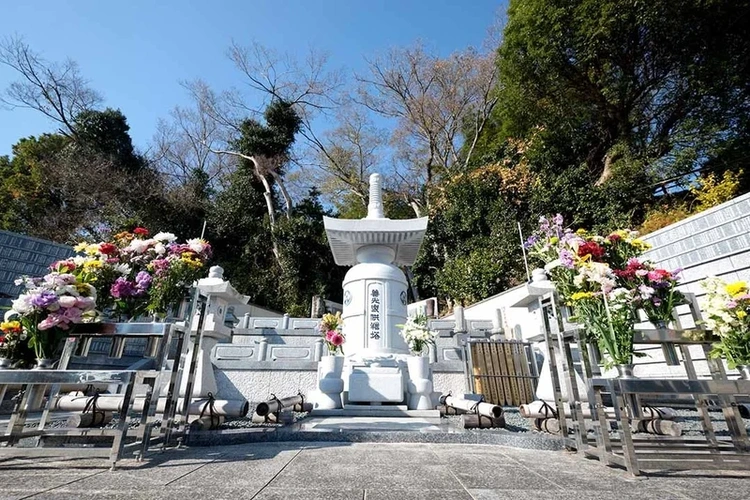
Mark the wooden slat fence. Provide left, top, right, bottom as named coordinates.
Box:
left=467, top=340, right=538, bottom=406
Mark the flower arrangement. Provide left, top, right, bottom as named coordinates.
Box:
left=614, top=258, right=686, bottom=325
left=319, top=312, right=345, bottom=354
left=399, top=315, right=438, bottom=356
left=67, top=228, right=212, bottom=320
left=4, top=272, right=97, bottom=360
left=701, top=278, right=750, bottom=369
left=526, top=214, right=679, bottom=368
left=0, top=320, right=26, bottom=361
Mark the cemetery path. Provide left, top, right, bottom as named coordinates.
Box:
left=0, top=442, right=748, bottom=499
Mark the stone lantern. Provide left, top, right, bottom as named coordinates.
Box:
left=323, top=174, right=429, bottom=404
left=180, top=266, right=249, bottom=398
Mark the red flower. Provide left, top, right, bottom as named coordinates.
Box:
left=647, top=269, right=671, bottom=281
left=99, top=242, right=118, bottom=255
left=50, top=260, right=76, bottom=272
left=607, top=233, right=621, bottom=242
left=133, top=227, right=149, bottom=236
left=577, top=241, right=605, bottom=260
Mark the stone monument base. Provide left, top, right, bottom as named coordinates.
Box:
left=348, top=363, right=405, bottom=403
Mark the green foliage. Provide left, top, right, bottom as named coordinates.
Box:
left=72, top=108, right=144, bottom=173
left=493, top=0, right=750, bottom=182
left=691, top=169, right=743, bottom=212
left=233, top=100, right=301, bottom=163
left=414, top=164, right=534, bottom=305
left=638, top=203, right=691, bottom=236
left=274, top=190, right=346, bottom=316
left=638, top=169, right=743, bottom=235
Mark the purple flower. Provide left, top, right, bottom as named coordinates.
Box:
left=135, top=271, right=152, bottom=294
left=552, top=213, right=564, bottom=227
left=652, top=297, right=663, bottom=307
left=524, top=235, right=538, bottom=249
left=150, top=258, right=170, bottom=276
left=110, top=278, right=136, bottom=299
left=560, top=249, right=575, bottom=269
left=539, top=216, right=550, bottom=234
left=62, top=307, right=83, bottom=322
left=726, top=300, right=738, bottom=309
left=31, top=290, right=59, bottom=308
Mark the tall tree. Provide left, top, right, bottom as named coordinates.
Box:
left=0, top=36, right=102, bottom=137
left=356, top=42, right=500, bottom=216
left=493, top=0, right=750, bottom=185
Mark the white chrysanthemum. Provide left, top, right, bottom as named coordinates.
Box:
left=114, top=263, right=132, bottom=275
left=125, top=239, right=151, bottom=254
left=153, top=232, right=177, bottom=243
left=187, top=238, right=209, bottom=254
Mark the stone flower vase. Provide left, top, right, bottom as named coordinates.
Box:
left=316, top=355, right=344, bottom=410
left=406, top=354, right=434, bottom=410
left=0, top=357, right=12, bottom=369
left=737, top=365, right=750, bottom=380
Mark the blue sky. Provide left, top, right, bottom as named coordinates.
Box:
left=0, top=0, right=504, bottom=157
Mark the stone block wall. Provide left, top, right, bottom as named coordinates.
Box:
left=641, top=191, right=750, bottom=301
left=211, top=316, right=477, bottom=402
left=0, top=230, right=73, bottom=306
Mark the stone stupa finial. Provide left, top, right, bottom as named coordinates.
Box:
left=366, top=173, right=385, bottom=219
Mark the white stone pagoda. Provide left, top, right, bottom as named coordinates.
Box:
left=323, top=173, right=429, bottom=404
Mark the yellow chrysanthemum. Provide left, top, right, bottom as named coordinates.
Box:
left=570, top=291, right=594, bottom=301
left=726, top=281, right=748, bottom=298
left=83, top=259, right=103, bottom=269
left=576, top=228, right=588, bottom=236
left=84, top=244, right=100, bottom=256
left=737, top=310, right=747, bottom=320
left=74, top=242, right=89, bottom=252
left=180, top=256, right=203, bottom=269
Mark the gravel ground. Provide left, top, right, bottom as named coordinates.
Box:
left=12, top=404, right=750, bottom=439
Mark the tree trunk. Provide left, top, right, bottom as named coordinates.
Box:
left=595, top=148, right=623, bottom=186
left=256, top=172, right=280, bottom=260
left=269, top=170, right=293, bottom=219
left=410, top=200, right=423, bottom=218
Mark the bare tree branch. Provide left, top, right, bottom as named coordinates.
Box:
left=0, top=36, right=102, bottom=136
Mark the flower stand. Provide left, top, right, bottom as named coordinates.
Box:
left=406, top=355, right=433, bottom=410
left=316, top=355, right=344, bottom=410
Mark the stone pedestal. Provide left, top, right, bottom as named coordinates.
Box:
left=348, top=363, right=404, bottom=403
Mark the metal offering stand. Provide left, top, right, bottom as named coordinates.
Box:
left=0, top=294, right=209, bottom=469
left=536, top=290, right=750, bottom=475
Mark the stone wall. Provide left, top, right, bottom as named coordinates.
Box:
left=211, top=316, right=479, bottom=402
left=641, top=191, right=750, bottom=309
left=0, top=230, right=73, bottom=307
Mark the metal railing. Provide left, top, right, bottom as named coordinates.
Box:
left=538, top=291, right=750, bottom=475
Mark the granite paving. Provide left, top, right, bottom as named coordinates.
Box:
left=0, top=442, right=748, bottom=500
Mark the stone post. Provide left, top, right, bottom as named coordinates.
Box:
left=180, top=266, right=249, bottom=398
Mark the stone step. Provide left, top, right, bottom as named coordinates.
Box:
left=310, top=407, right=441, bottom=419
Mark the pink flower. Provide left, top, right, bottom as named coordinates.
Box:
left=330, top=333, right=344, bottom=347
left=62, top=307, right=82, bottom=323
left=325, top=330, right=337, bottom=342
left=75, top=297, right=96, bottom=311
left=647, top=269, right=671, bottom=282
left=58, top=296, right=77, bottom=308
left=38, top=314, right=64, bottom=331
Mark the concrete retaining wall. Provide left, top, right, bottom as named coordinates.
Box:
left=211, top=317, right=478, bottom=402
